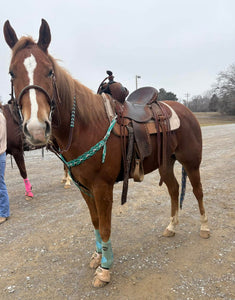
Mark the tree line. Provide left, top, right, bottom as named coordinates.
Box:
left=158, top=63, right=235, bottom=115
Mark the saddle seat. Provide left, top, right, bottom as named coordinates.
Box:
left=123, top=87, right=158, bottom=123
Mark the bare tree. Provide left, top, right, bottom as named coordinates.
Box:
left=213, top=64, right=235, bottom=115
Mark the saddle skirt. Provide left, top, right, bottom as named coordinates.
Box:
left=112, top=100, right=180, bottom=136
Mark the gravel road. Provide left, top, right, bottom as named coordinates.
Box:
left=0, top=124, right=234, bottom=299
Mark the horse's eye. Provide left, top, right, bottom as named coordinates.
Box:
left=48, top=70, right=54, bottom=78
left=9, top=71, right=15, bottom=79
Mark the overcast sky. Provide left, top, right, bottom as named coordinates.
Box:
left=0, top=0, right=235, bottom=103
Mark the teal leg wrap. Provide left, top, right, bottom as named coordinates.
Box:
left=101, top=240, right=113, bottom=269
left=94, top=229, right=102, bottom=253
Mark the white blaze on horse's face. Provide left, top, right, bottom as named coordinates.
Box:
left=23, top=53, right=49, bottom=145
left=23, top=54, right=38, bottom=119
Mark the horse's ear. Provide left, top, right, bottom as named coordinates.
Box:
left=37, top=19, right=51, bottom=52
left=3, top=20, right=18, bottom=49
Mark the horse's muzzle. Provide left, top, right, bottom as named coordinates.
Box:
left=23, top=119, right=51, bottom=146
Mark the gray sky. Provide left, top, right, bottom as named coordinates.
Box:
left=1, top=0, right=235, bottom=103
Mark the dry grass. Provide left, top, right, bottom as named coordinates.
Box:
left=193, top=112, right=235, bottom=126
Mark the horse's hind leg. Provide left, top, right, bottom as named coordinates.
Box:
left=159, top=156, right=179, bottom=237
left=184, top=166, right=210, bottom=239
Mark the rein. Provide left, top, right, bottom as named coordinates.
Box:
left=59, top=95, right=76, bottom=154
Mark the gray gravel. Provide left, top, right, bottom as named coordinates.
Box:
left=0, top=124, right=234, bottom=299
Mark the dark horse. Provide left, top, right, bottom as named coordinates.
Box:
left=4, top=19, right=210, bottom=287
left=2, top=103, right=33, bottom=199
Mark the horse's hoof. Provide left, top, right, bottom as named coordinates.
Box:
left=200, top=230, right=210, bottom=239
left=163, top=228, right=175, bottom=237
left=92, top=266, right=110, bottom=288
left=64, top=185, right=71, bottom=189
left=25, top=192, right=33, bottom=200
left=92, top=276, right=108, bottom=288
left=90, top=252, right=102, bottom=269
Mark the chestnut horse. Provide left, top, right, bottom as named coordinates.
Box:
left=2, top=103, right=34, bottom=199
left=4, top=19, right=210, bottom=287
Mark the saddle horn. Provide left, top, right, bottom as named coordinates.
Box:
left=97, top=70, right=129, bottom=103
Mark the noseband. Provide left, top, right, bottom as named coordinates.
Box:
left=9, top=73, right=58, bottom=124
left=17, top=84, right=52, bottom=106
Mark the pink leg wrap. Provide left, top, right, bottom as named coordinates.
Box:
left=24, top=178, right=34, bottom=197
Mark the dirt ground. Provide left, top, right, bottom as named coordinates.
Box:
left=1, top=124, right=235, bottom=300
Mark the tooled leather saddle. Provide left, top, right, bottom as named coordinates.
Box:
left=98, top=71, right=173, bottom=204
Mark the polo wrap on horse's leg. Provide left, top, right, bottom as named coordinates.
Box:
left=101, top=240, right=113, bottom=269
left=90, top=229, right=102, bottom=269
left=24, top=178, right=33, bottom=197
left=95, top=229, right=102, bottom=253
left=92, top=239, right=113, bottom=286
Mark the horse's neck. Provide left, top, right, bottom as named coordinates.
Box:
left=53, top=78, right=108, bottom=155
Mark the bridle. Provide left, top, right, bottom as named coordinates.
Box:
left=9, top=72, right=58, bottom=124
left=9, top=71, right=77, bottom=154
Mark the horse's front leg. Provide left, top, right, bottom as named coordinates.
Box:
left=81, top=192, right=102, bottom=266
left=61, top=165, right=72, bottom=188
left=82, top=186, right=113, bottom=287
left=91, top=183, right=114, bottom=288
left=13, top=152, right=34, bottom=199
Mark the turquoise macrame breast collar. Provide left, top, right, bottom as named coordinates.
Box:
left=59, top=117, right=117, bottom=196
left=60, top=117, right=116, bottom=168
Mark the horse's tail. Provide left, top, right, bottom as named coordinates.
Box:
left=180, top=166, right=187, bottom=209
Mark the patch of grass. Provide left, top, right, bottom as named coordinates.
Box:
left=193, top=112, right=235, bottom=126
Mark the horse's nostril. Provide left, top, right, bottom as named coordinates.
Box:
left=23, top=122, right=30, bottom=137
left=45, top=121, right=51, bottom=136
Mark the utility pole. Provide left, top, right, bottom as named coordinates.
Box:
left=135, top=75, right=141, bottom=89
left=185, top=92, right=190, bottom=106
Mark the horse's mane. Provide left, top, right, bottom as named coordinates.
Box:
left=48, top=56, right=107, bottom=125
left=11, top=37, right=107, bottom=125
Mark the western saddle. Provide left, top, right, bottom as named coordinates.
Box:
left=98, top=71, right=172, bottom=204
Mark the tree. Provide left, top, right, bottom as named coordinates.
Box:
left=188, top=95, right=210, bottom=112
left=208, top=94, right=219, bottom=112
left=214, top=64, right=235, bottom=115
left=158, top=88, right=178, bottom=101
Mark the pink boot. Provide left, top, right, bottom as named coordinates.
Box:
left=24, top=178, right=34, bottom=199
